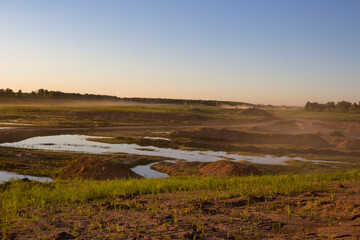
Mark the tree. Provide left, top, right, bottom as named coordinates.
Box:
left=349, top=103, right=360, bottom=113
left=37, top=89, right=45, bottom=97
left=5, top=88, right=15, bottom=96
left=336, top=101, right=352, bottom=113
left=325, top=101, right=335, bottom=109
left=16, top=89, right=23, bottom=97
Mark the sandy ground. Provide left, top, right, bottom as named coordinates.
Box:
left=5, top=181, right=360, bottom=239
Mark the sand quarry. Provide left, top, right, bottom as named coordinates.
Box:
left=1, top=105, right=360, bottom=239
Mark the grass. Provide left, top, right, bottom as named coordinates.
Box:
left=1, top=171, right=359, bottom=212
left=0, top=105, right=224, bottom=117
left=1, top=171, right=360, bottom=239
left=1, top=104, right=359, bottom=128
left=271, top=109, right=360, bottom=121
left=0, top=105, right=269, bottom=128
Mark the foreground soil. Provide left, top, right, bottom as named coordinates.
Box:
left=5, top=181, right=360, bottom=239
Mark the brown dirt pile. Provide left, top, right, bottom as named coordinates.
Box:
left=152, top=161, right=210, bottom=176
left=338, top=139, right=360, bottom=150
left=171, top=128, right=330, bottom=148
left=61, top=157, right=142, bottom=180
left=199, top=160, right=261, bottom=176
left=241, top=108, right=272, bottom=117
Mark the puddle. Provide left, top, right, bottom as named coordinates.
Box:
left=0, top=122, right=33, bottom=126
left=143, top=137, right=171, bottom=141
left=0, top=170, right=52, bottom=183
left=0, top=134, right=343, bottom=178
left=0, top=134, right=302, bottom=164
left=131, top=163, right=169, bottom=178
left=282, top=158, right=345, bottom=166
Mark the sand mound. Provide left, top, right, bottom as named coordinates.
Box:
left=338, top=139, right=360, bottom=150
left=199, top=160, right=261, bottom=177
left=61, top=157, right=142, bottom=180
left=152, top=161, right=210, bottom=176
left=241, top=108, right=272, bottom=117
left=329, top=131, right=345, bottom=137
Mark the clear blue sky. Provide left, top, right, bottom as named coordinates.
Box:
left=1, top=0, right=359, bottom=106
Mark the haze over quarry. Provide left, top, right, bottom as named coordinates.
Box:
left=1, top=0, right=359, bottom=106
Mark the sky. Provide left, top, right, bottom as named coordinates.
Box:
left=0, top=0, right=359, bottom=106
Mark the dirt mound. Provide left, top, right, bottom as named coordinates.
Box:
left=61, top=157, right=142, bottom=180
left=241, top=108, right=272, bottom=117
left=329, top=131, right=345, bottom=137
left=338, top=139, right=360, bottom=150
left=199, top=160, right=261, bottom=177
left=152, top=161, right=210, bottom=176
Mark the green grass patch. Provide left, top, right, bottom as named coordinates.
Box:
left=1, top=171, right=359, bottom=236
left=271, top=109, right=360, bottom=121
left=1, top=171, right=359, bottom=212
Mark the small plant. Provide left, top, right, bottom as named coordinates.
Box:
left=72, top=227, right=78, bottom=237
left=286, top=205, right=292, bottom=218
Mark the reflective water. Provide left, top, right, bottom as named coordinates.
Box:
left=131, top=163, right=169, bottom=178
left=0, top=134, right=302, bottom=164
left=143, top=136, right=171, bottom=141
left=0, top=134, right=340, bottom=178
left=0, top=170, right=52, bottom=183
left=0, top=122, right=32, bottom=126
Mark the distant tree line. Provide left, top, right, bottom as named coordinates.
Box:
left=0, top=88, right=253, bottom=107
left=120, top=97, right=252, bottom=107
left=305, top=101, right=360, bottom=113
left=0, top=88, right=119, bottom=101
